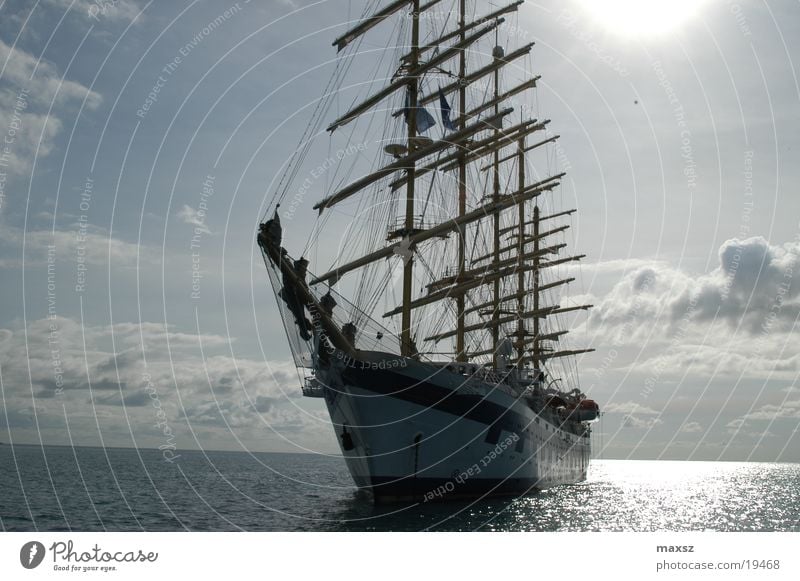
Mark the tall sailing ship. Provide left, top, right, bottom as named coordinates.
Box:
left=257, top=0, right=599, bottom=503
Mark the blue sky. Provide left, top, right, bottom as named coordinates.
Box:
left=0, top=0, right=798, bottom=461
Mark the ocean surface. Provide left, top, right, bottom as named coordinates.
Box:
left=1, top=445, right=798, bottom=532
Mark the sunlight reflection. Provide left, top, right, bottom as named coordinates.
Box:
left=489, top=460, right=799, bottom=532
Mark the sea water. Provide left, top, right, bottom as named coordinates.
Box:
left=1, top=445, right=798, bottom=531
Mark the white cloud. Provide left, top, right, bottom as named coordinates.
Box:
left=0, top=316, right=328, bottom=451
left=177, top=204, right=212, bottom=235
left=724, top=417, right=779, bottom=439
left=622, top=415, right=663, bottom=429
left=0, top=38, right=102, bottom=177
left=0, top=39, right=103, bottom=108
left=741, top=400, right=800, bottom=421
left=45, top=0, right=142, bottom=24
left=680, top=421, right=703, bottom=433
left=726, top=418, right=746, bottom=429
left=0, top=224, right=158, bottom=269
left=0, top=87, right=62, bottom=177
left=724, top=400, right=800, bottom=442
left=603, top=401, right=661, bottom=415
left=588, top=236, right=800, bottom=337
left=577, top=236, right=800, bottom=384
left=569, top=257, right=666, bottom=275
left=676, top=237, right=800, bottom=328
left=623, top=342, right=799, bottom=381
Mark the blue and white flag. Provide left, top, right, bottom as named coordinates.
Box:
left=404, top=88, right=436, bottom=133
left=438, top=87, right=456, bottom=131
left=416, top=106, right=436, bottom=133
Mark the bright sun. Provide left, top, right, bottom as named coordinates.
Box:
left=578, top=0, right=706, bottom=37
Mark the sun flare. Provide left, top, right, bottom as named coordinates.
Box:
left=578, top=0, right=706, bottom=37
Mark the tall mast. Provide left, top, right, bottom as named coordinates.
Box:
left=491, top=37, right=502, bottom=368
left=515, top=134, right=526, bottom=367
left=531, top=203, right=541, bottom=369
left=306, top=1, right=591, bottom=366
left=401, top=0, right=421, bottom=358
left=456, top=0, right=467, bottom=362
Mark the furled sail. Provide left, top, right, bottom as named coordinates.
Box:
left=263, top=0, right=594, bottom=382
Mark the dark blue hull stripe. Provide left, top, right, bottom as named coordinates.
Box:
left=341, top=366, right=539, bottom=435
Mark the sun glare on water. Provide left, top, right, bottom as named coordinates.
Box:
left=578, top=0, right=706, bottom=38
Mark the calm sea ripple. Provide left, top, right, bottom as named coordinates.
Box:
left=1, top=445, right=798, bottom=532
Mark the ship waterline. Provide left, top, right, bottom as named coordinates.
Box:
left=312, top=350, right=590, bottom=503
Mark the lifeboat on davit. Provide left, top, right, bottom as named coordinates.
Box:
left=572, top=399, right=600, bottom=422
left=545, top=395, right=567, bottom=408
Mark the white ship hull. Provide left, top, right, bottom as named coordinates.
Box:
left=317, top=350, right=590, bottom=503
